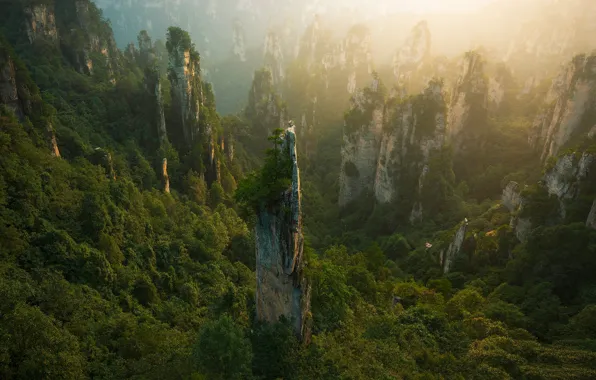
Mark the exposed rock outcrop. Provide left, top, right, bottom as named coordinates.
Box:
left=530, top=54, right=596, bottom=162
left=167, top=34, right=202, bottom=144
left=507, top=151, right=596, bottom=241
left=233, top=20, right=247, bottom=63
left=502, top=181, right=522, bottom=213
left=393, top=21, right=431, bottom=88
left=92, top=148, right=116, bottom=180
left=246, top=68, right=286, bottom=141
left=162, top=158, right=170, bottom=194
left=443, top=219, right=469, bottom=273
left=587, top=200, right=596, bottom=229
left=72, top=0, right=119, bottom=79
left=144, top=68, right=167, bottom=143
left=501, top=181, right=531, bottom=242
left=47, top=122, right=60, bottom=158
left=544, top=152, right=595, bottom=218
left=0, top=47, right=24, bottom=119
left=374, top=80, right=447, bottom=222
left=447, top=51, right=488, bottom=154
left=264, top=31, right=284, bottom=85
left=255, top=125, right=310, bottom=340
left=24, top=4, right=58, bottom=44
left=339, top=82, right=385, bottom=207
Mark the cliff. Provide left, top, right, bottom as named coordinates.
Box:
left=393, top=21, right=432, bottom=91
left=167, top=27, right=203, bottom=145
left=506, top=150, right=596, bottom=241
left=447, top=51, right=489, bottom=155
left=530, top=54, right=596, bottom=162
left=263, top=31, right=284, bottom=85
left=246, top=68, right=286, bottom=142
left=24, top=3, right=58, bottom=44
left=255, top=126, right=310, bottom=340
left=442, top=219, right=469, bottom=273
left=339, top=80, right=385, bottom=207
left=375, top=80, right=447, bottom=221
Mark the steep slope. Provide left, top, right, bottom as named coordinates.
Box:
left=530, top=53, right=596, bottom=161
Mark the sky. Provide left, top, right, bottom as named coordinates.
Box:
left=320, top=0, right=498, bottom=15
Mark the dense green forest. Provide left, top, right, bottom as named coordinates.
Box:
left=1, top=0, right=596, bottom=379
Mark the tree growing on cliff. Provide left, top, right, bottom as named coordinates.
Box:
left=235, top=128, right=293, bottom=211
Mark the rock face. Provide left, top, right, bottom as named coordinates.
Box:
left=375, top=80, right=447, bottom=222
left=0, top=47, right=25, bottom=119
left=507, top=151, right=596, bottom=241
left=47, top=122, right=60, bottom=157
left=339, top=79, right=449, bottom=221
left=393, top=21, right=431, bottom=87
left=544, top=152, right=595, bottom=218
left=530, top=54, right=596, bottom=162
left=246, top=68, right=286, bottom=140
left=255, top=125, right=310, bottom=340
left=447, top=51, right=488, bottom=154
left=233, top=20, right=247, bottom=62
left=501, top=181, right=531, bottom=242
left=144, top=68, right=167, bottom=143
left=168, top=39, right=202, bottom=144
left=505, top=0, right=596, bottom=81
left=162, top=158, right=170, bottom=194
left=502, top=181, right=522, bottom=213
left=544, top=152, right=594, bottom=201
left=443, top=220, right=469, bottom=273
left=339, top=82, right=385, bottom=207
left=587, top=200, right=596, bottom=229
left=24, top=4, right=58, bottom=44
left=71, top=0, right=120, bottom=79
left=264, top=31, right=284, bottom=85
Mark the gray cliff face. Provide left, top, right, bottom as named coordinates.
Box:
left=338, top=79, right=448, bottom=221
left=530, top=54, right=596, bottom=162
left=264, top=31, right=285, bottom=85
left=505, top=0, right=596, bottom=82
left=447, top=51, right=488, bottom=154
left=24, top=4, right=58, bottom=44
left=70, top=0, right=119, bottom=80
left=502, top=181, right=522, bottom=213
left=339, top=84, right=384, bottom=207
left=168, top=45, right=202, bottom=144
left=544, top=153, right=594, bottom=201
left=255, top=126, right=310, bottom=339
left=508, top=151, right=596, bottom=241
left=393, top=21, right=431, bottom=88
left=0, top=49, right=23, bottom=119
left=144, top=69, right=167, bottom=143
left=501, top=181, right=531, bottom=242
left=233, top=20, right=247, bottom=63
left=374, top=81, right=447, bottom=222
left=544, top=152, right=595, bottom=218
left=443, top=220, right=469, bottom=274
left=587, top=200, right=596, bottom=229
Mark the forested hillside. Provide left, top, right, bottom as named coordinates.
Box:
left=1, top=0, right=596, bottom=379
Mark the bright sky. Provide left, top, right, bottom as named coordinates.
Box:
left=388, top=0, right=497, bottom=13
left=330, top=0, right=498, bottom=15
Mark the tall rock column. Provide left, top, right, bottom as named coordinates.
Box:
left=530, top=53, right=596, bottom=162
left=373, top=79, right=447, bottom=222
left=447, top=51, right=488, bottom=154
left=167, top=28, right=202, bottom=145
left=339, top=80, right=385, bottom=207
left=255, top=125, right=310, bottom=340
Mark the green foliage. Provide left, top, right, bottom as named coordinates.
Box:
left=235, top=128, right=293, bottom=210
left=193, top=315, right=252, bottom=380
